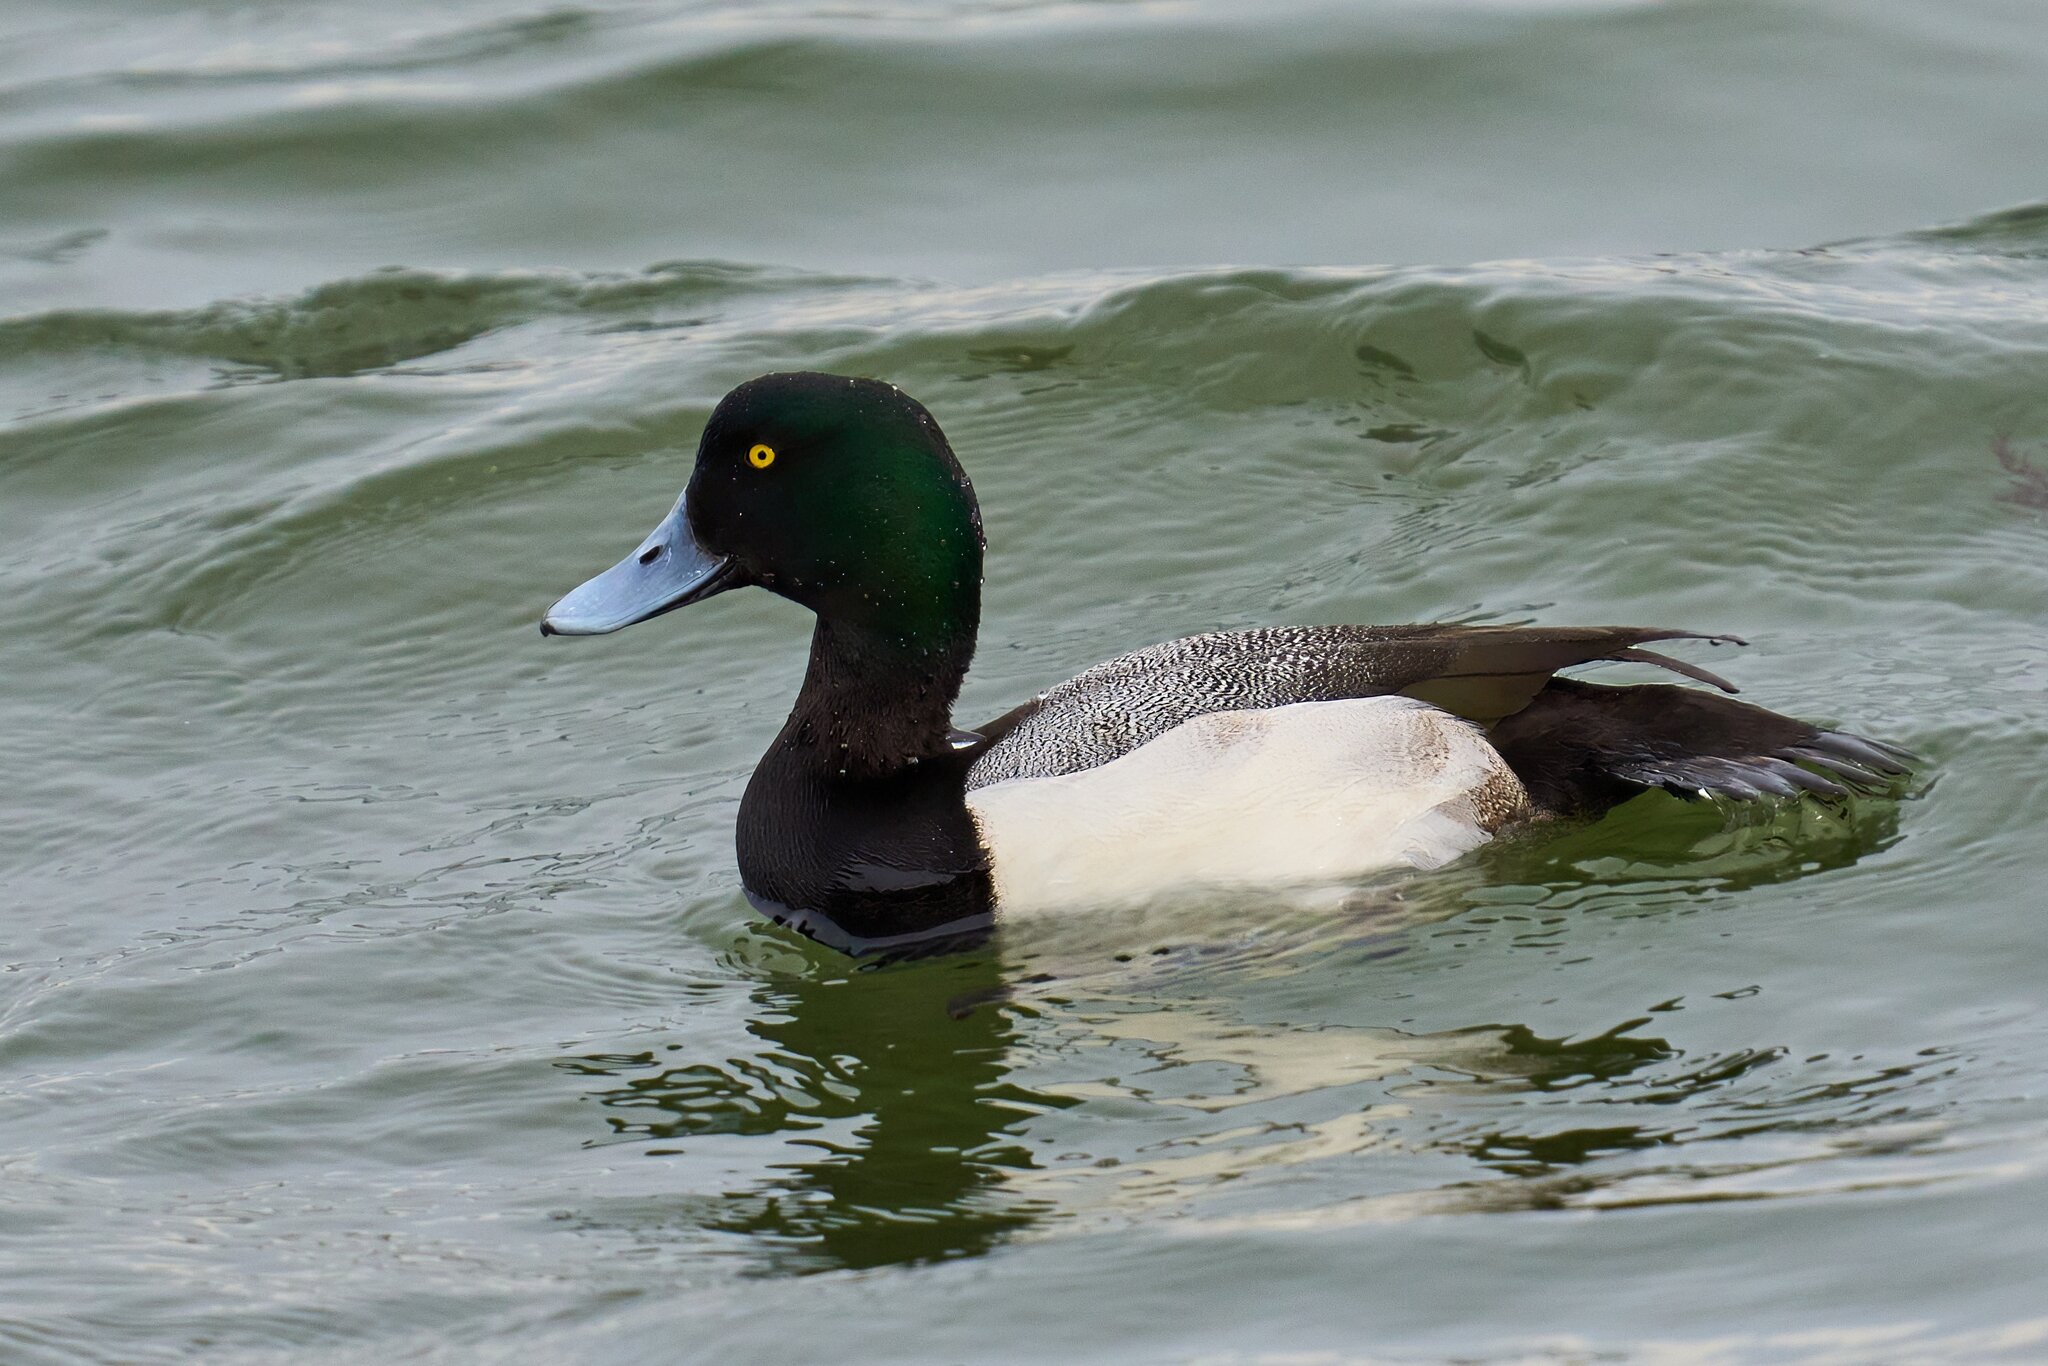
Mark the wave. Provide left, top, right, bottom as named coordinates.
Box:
left=4, top=222, right=2044, bottom=664
left=0, top=260, right=865, bottom=379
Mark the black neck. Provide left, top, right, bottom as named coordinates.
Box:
left=780, top=616, right=975, bottom=779
left=734, top=613, right=993, bottom=950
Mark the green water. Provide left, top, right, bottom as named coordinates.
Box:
left=4, top=1, right=2047, bottom=1361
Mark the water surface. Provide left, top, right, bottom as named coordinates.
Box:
left=4, top=2, right=2047, bottom=1361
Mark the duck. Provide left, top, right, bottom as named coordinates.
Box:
left=541, top=372, right=1911, bottom=957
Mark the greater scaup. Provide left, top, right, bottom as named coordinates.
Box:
left=542, top=372, right=1910, bottom=955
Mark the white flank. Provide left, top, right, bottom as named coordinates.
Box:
left=965, top=695, right=1529, bottom=915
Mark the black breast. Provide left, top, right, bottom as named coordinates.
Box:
left=735, top=743, right=994, bottom=955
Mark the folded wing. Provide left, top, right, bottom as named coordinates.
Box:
left=965, top=624, right=1910, bottom=814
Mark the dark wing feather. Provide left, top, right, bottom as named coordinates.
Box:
left=1488, top=678, right=1913, bottom=814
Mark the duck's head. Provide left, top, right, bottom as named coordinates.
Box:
left=541, top=372, right=984, bottom=651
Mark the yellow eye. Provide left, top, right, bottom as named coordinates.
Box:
left=748, top=443, right=776, bottom=469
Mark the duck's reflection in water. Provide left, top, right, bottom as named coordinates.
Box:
left=565, top=946, right=1061, bottom=1274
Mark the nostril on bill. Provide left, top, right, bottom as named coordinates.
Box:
left=638, top=544, right=664, bottom=565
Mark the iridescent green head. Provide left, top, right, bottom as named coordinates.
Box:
left=542, top=373, right=984, bottom=653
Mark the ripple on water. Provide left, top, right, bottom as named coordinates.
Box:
left=3, top=199, right=2047, bottom=1354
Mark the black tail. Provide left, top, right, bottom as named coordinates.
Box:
left=1489, top=678, right=1914, bottom=817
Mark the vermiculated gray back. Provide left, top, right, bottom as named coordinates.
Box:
left=963, top=624, right=1726, bottom=789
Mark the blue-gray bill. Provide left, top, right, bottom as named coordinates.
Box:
left=540, top=494, right=738, bottom=635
